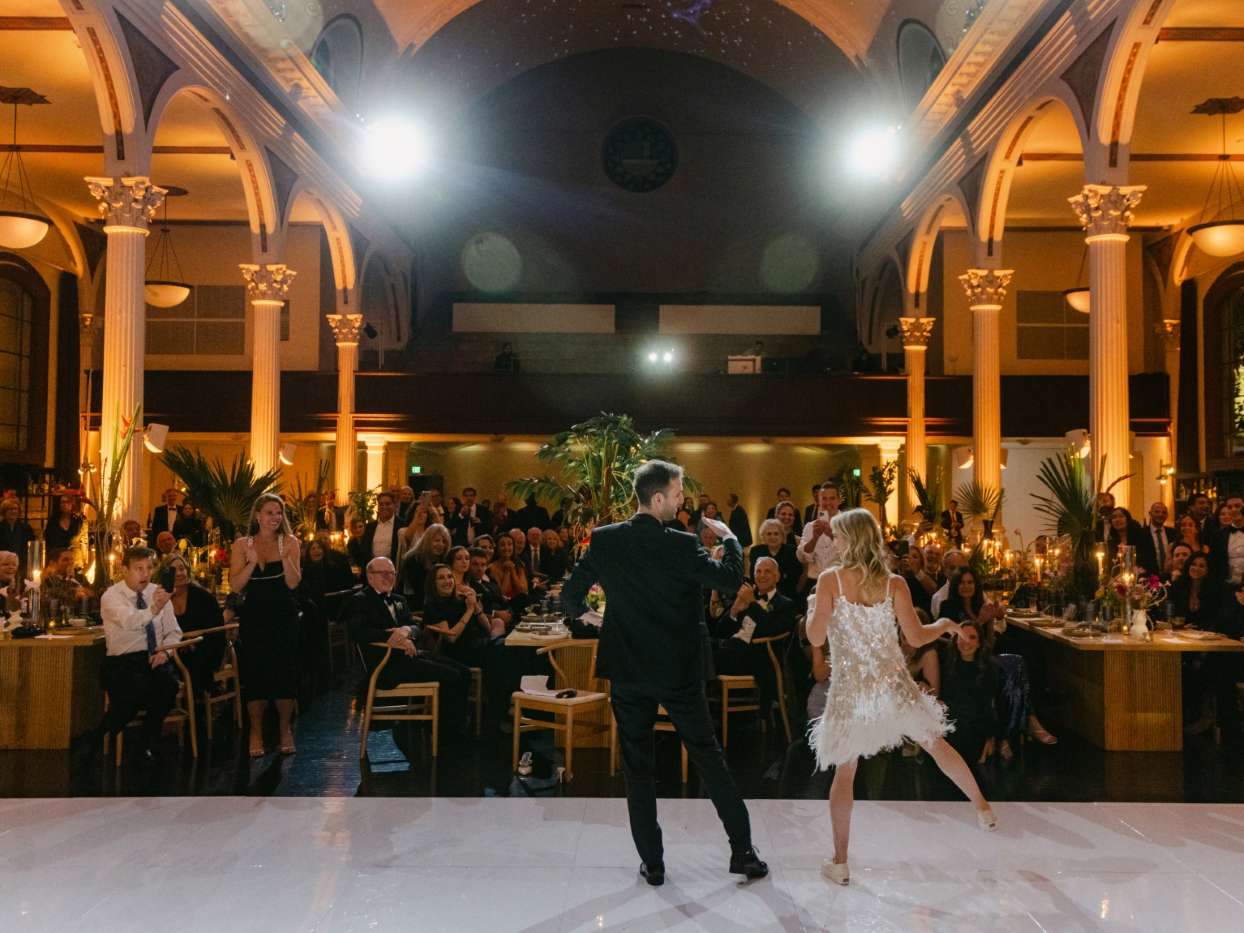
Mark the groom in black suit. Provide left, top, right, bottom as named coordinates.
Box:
left=563, top=460, right=768, bottom=886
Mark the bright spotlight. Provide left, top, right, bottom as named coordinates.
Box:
left=846, top=126, right=898, bottom=179
left=662, top=351, right=673, bottom=363
left=648, top=352, right=658, bottom=362
left=363, top=118, right=428, bottom=179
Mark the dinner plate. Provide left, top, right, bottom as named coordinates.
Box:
left=1178, top=631, right=1222, bottom=641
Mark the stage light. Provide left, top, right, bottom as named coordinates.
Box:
left=846, top=126, right=898, bottom=178
left=662, top=351, right=673, bottom=363
left=1065, top=429, right=1090, bottom=458
left=648, top=352, right=658, bottom=362
left=363, top=118, right=428, bottom=180
left=144, top=423, right=169, bottom=453
left=279, top=443, right=297, bottom=466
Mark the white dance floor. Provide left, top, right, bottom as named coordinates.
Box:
left=1, top=796, right=1241, bottom=931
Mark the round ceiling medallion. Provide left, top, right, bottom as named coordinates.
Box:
left=602, top=118, right=677, bottom=193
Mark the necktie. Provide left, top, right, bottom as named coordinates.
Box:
left=137, top=590, right=157, bottom=655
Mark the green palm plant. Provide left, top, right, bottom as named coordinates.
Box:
left=835, top=466, right=864, bottom=510
left=909, top=467, right=941, bottom=521
left=1031, top=451, right=1114, bottom=598
left=865, top=460, right=898, bottom=535
left=505, top=412, right=698, bottom=541
left=161, top=446, right=281, bottom=543
left=285, top=460, right=331, bottom=538
left=954, top=479, right=1004, bottom=522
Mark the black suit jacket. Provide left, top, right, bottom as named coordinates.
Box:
left=713, top=590, right=796, bottom=642
left=940, top=509, right=963, bottom=536
left=563, top=513, right=744, bottom=691
left=727, top=506, right=753, bottom=548
left=341, top=586, right=421, bottom=672
left=149, top=505, right=178, bottom=539
left=513, top=504, right=550, bottom=531
left=360, top=517, right=408, bottom=565
left=448, top=504, right=493, bottom=547
left=1210, top=525, right=1244, bottom=583
left=1142, top=523, right=1176, bottom=572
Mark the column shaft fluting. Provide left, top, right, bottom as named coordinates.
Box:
left=899, top=317, right=936, bottom=506
left=959, top=270, right=1011, bottom=496
left=241, top=264, right=296, bottom=474
left=327, top=314, right=363, bottom=497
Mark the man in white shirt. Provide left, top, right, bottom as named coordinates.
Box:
left=364, top=492, right=406, bottom=564
left=72, top=546, right=184, bottom=769
left=797, top=483, right=843, bottom=580
left=930, top=549, right=967, bottom=618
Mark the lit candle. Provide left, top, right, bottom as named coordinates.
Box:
left=1095, top=547, right=1105, bottom=579
left=1034, top=556, right=1042, bottom=582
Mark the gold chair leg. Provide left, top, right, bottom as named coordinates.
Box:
left=204, top=692, right=213, bottom=742
left=430, top=689, right=439, bottom=757
left=681, top=743, right=688, bottom=783
left=512, top=700, right=522, bottom=771
left=185, top=690, right=198, bottom=759
left=360, top=684, right=377, bottom=760
left=233, top=683, right=243, bottom=727
left=564, top=708, right=574, bottom=781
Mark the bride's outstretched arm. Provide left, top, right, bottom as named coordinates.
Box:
left=893, top=579, right=961, bottom=648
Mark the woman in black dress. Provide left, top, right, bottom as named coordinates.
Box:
left=940, top=619, right=999, bottom=769
left=230, top=493, right=302, bottom=757
left=42, top=494, right=82, bottom=552
left=162, top=552, right=227, bottom=699
left=173, top=500, right=206, bottom=547
left=1168, top=553, right=1222, bottom=630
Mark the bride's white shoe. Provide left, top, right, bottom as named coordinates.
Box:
left=977, top=807, right=998, bottom=832
left=821, top=858, right=850, bottom=885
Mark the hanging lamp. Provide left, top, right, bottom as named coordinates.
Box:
left=144, top=186, right=190, bottom=308
left=1188, top=97, right=1244, bottom=258
left=0, top=87, right=51, bottom=250
left=1063, top=243, right=1090, bottom=314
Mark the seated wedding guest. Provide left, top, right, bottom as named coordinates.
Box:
left=526, top=526, right=554, bottom=582
left=549, top=496, right=572, bottom=530
left=475, top=533, right=495, bottom=563
left=342, top=557, right=469, bottom=737
left=122, top=519, right=145, bottom=547
left=71, top=547, right=183, bottom=769
left=346, top=517, right=368, bottom=574
left=748, top=519, right=802, bottom=601
left=422, top=563, right=525, bottom=725
left=1166, top=542, right=1195, bottom=582
left=929, top=549, right=967, bottom=618
left=399, top=522, right=451, bottom=607
left=939, top=619, right=999, bottom=769
left=490, top=532, right=529, bottom=615
left=1175, top=513, right=1209, bottom=558
left=671, top=508, right=693, bottom=532
left=539, top=528, right=569, bottom=581
left=0, top=498, right=35, bottom=571
left=155, top=531, right=177, bottom=556
left=491, top=499, right=512, bottom=535
left=40, top=547, right=89, bottom=607
left=725, top=493, right=753, bottom=548
left=774, top=500, right=800, bottom=546
left=445, top=545, right=472, bottom=589
left=899, top=545, right=936, bottom=615
left=173, top=500, right=205, bottom=546
left=301, top=539, right=356, bottom=621
left=1105, top=507, right=1156, bottom=575
left=467, top=546, right=511, bottom=629
left=711, top=557, right=795, bottom=712
left=1184, top=583, right=1244, bottom=736
left=43, top=494, right=82, bottom=551
left=1169, top=553, right=1222, bottom=629
left=558, top=526, right=572, bottom=547
left=514, top=495, right=550, bottom=531
left=1144, top=501, right=1175, bottom=574
left=1210, top=494, right=1244, bottom=585
left=0, top=550, right=23, bottom=612
left=510, top=526, right=535, bottom=581
left=923, top=544, right=944, bottom=585
left=363, top=492, right=408, bottom=565
left=162, top=552, right=227, bottom=702
left=699, top=523, right=721, bottom=557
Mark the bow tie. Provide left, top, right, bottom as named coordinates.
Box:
left=1230, top=528, right=1244, bottom=535
left=757, top=593, right=769, bottom=603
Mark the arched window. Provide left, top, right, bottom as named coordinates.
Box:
left=897, top=20, right=947, bottom=114
left=310, top=15, right=364, bottom=110
left=1205, top=263, right=1244, bottom=462
left=0, top=254, right=49, bottom=461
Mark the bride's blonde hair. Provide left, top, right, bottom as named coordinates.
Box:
left=830, top=508, right=892, bottom=601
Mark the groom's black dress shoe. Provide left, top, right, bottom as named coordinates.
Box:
left=640, top=862, right=665, bottom=886
left=729, top=845, right=769, bottom=879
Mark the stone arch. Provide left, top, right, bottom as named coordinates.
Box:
left=286, top=185, right=357, bottom=296
left=64, top=2, right=143, bottom=173
left=359, top=250, right=405, bottom=344
left=972, top=94, right=1085, bottom=267
left=906, top=190, right=970, bottom=313
left=147, top=85, right=281, bottom=248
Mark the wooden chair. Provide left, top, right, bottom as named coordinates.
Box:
left=324, top=586, right=361, bottom=674
left=357, top=642, right=439, bottom=760
left=608, top=704, right=687, bottom=782
left=512, top=639, right=610, bottom=781
left=467, top=667, right=484, bottom=736
left=104, top=637, right=202, bottom=765
left=715, top=632, right=793, bottom=747
left=204, top=638, right=243, bottom=741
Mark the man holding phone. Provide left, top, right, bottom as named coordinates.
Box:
left=71, top=547, right=184, bottom=769
left=797, top=482, right=844, bottom=579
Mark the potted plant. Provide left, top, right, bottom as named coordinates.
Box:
left=161, top=446, right=281, bottom=545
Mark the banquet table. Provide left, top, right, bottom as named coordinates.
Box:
left=1006, top=614, right=1244, bottom=751
left=0, top=629, right=106, bottom=749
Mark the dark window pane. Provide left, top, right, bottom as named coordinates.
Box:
left=1016, top=290, right=1067, bottom=325
left=195, top=321, right=245, bottom=355
left=147, top=321, right=196, bottom=355
left=196, top=285, right=247, bottom=320
left=1017, top=326, right=1066, bottom=360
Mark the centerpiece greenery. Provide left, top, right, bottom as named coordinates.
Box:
left=505, top=412, right=698, bottom=544
left=161, top=446, right=281, bottom=544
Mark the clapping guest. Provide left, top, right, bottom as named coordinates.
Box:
left=399, top=522, right=450, bottom=608
left=748, top=519, right=802, bottom=601
left=930, top=550, right=967, bottom=618
left=939, top=620, right=999, bottom=769
left=40, top=547, right=89, bottom=608
left=1169, top=553, right=1222, bottom=628
left=162, top=552, right=227, bottom=702
left=173, top=500, right=205, bottom=546
left=343, top=557, right=469, bottom=736
left=1166, top=542, right=1194, bottom=582
left=43, top=494, right=82, bottom=551
left=711, top=557, right=795, bottom=713
left=774, top=501, right=800, bottom=546
left=490, top=532, right=529, bottom=615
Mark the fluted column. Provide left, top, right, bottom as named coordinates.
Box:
left=240, top=264, right=296, bottom=474
left=900, top=317, right=936, bottom=504
left=959, top=269, right=1011, bottom=495
left=86, top=176, right=166, bottom=522
left=1070, top=184, right=1145, bottom=505
left=327, top=313, right=363, bottom=496
left=359, top=434, right=386, bottom=491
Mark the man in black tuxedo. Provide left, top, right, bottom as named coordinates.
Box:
left=361, top=492, right=408, bottom=565
left=803, top=485, right=821, bottom=525
left=148, top=488, right=181, bottom=541
left=1211, top=495, right=1244, bottom=585
left=1143, top=501, right=1175, bottom=576
left=341, top=557, right=468, bottom=733
left=563, top=460, right=768, bottom=886
left=724, top=493, right=752, bottom=548
left=711, top=557, right=795, bottom=714
left=513, top=495, right=550, bottom=532
left=940, top=499, right=964, bottom=545
left=449, top=487, right=493, bottom=547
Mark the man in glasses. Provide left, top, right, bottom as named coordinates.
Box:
left=341, top=557, right=470, bottom=737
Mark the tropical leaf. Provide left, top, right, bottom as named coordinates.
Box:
left=285, top=460, right=331, bottom=537
left=1031, top=450, right=1108, bottom=598
left=81, top=403, right=142, bottom=595
left=865, top=460, right=898, bottom=534
left=835, top=466, right=864, bottom=510
left=955, top=479, right=1003, bottom=521
left=161, top=446, right=281, bottom=543
left=909, top=466, right=941, bottom=520
left=348, top=488, right=379, bottom=523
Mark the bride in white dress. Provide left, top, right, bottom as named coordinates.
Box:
left=807, top=509, right=997, bottom=886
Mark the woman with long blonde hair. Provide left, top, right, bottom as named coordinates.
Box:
left=231, top=492, right=302, bottom=757
left=806, top=508, right=996, bottom=887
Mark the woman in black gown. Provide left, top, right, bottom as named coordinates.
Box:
left=230, top=493, right=302, bottom=757
left=162, top=552, right=227, bottom=698
left=42, top=494, right=82, bottom=552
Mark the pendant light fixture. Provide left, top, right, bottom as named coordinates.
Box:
left=144, top=186, right=190, bottom=308
left=1063, top=243, right=1090, bottom=314
left=0, top=87, right=51, bottom=250
left=1188, top=97, right=1244, bottom=258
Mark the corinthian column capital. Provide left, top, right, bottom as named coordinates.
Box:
left=240, top=263, right=296, bottom=302
left=326, top=313, right=364, bottom=346
left=85, top=176, right=166, bottom=232
left=1069, top=184, right=1146, bottom=240
left=898, top=317, right=936, bottom=348
left=959, top=269, right=1013, bottom=309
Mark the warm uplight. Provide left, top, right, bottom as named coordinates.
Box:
left=846, top=126, right=898, bottom=178
left=1063, top=287, right=1091, bottom=314
left=0, top=211, right=49, bottom=249
left=364, top=118, right=429, bottom=179
left=1189, top=220, right=1244, bottom=257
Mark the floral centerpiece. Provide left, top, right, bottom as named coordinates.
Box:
left=1099, top=567, right=1167, bottom=635
left=584, top=584, right=605, bottom=614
